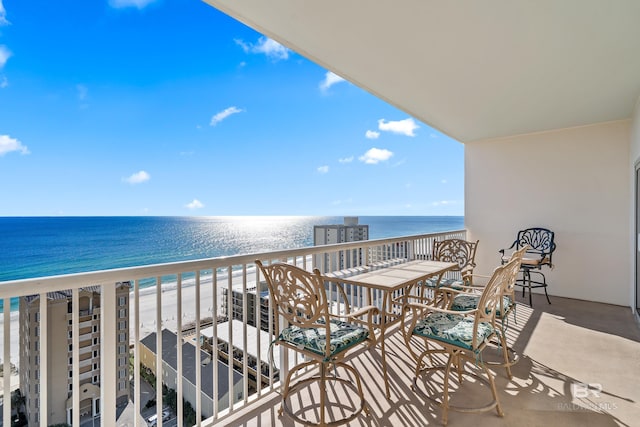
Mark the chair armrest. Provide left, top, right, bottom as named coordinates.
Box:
left=498, top=239, right=518, bottom=257
left=467, top=273, right=491, bottom=279
left=441, top=284, right=484, bottom=294
left=335, top=305, right=379, bottom=320
left=437, top=286, right=482, bottom=309
left=330, top=305, right=380, bottom=342
left=405, top=301, right=477, bottom=316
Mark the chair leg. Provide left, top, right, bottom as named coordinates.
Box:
left=540, top=271, right=551, bottom=304
left=525, top=270, right=533, bottom=307
left=455, top=354, right=464, bottom=383
left=320, top=363, right=327, bottom=426
left=498, top=331, right=513, bottom=380
left=442, top=353, right=455, bottom=426
left=480, top=361, right=504, bottom=418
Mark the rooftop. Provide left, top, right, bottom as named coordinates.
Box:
left=141, top=329, right=243, bottom=399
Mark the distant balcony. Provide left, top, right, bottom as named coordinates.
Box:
left=78, top=358, right=92, bottom=369
left=0, top=229, right=638, bottom=426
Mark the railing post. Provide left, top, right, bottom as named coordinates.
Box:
left=72, top=289, right=80, bottom=427
left=39, top=293, right=48, bottom=427
left=176, top=274, right=183, bottom=426
left=101, top=283, right=117, bottom=426
left=3, top=298, right=10, bottom=427
left=134, top=280, right=141, bottom=427
left=155, top=276, right=163, bottom=426
left=195, top=271, right=202, bottom=425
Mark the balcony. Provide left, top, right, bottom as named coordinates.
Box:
left=222, top=296, right=640, bottom=426
left=0, top=229, right=638, bottom=426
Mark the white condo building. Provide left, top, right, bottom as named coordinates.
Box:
left=19, top=283, right=130, bottom=426
left=314, top=217, right=369, bottom=272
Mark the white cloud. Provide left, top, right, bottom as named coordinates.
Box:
left=0, top=1, right=9, bottom=26
left=319, top=71, right=345, bottom=91
left=378, top=118, right=419, bottom=137
left=123, top=170, right=150, bottom=184
left=338, top=156, right=354, bottom=163
left=365, top=130, right=380, bottom=140
left=441, top=179, right=448, bottom=184
left=77, top=84, right=88, bottom=101
left=234, top=39, right=250, bottom=53
left=359, top=148, right=393, bottom=164
left=432, top=200, right=457, bottom=206
left=234, top=37, right=289, bottom=61
left=0, top=134, right=29, bottom=156
left=0, top=75, right=7, bottom=89
left=108, top=0, right=156, bottom=9
left=186, top=199, right=204, bottom=210
left=0, top=8, right=7, bottom=26
left=331, top=198, right=353, bottom=206
left=317, top=165, right=329, bottom=174
left=0, top=45, right=12, bottom=69
left=210, top=106, right=244, bottom=126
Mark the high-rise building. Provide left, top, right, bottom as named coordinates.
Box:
left=221, top=281, right=273, bottom=332
left=313, top=216, right=369, bottom=272
left=19, top=283, right=130, bottom=426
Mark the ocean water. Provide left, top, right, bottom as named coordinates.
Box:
left=0, top=216, right=464, bottom=283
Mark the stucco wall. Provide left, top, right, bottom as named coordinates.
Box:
left=465, top=120, right=631, bottom=306
left=631, top=96, right=640, bottom=307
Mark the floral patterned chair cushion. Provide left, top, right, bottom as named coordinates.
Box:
left=278, top=319, right=370, bottom=359
left=413, top=312, right=494, bottom=351
left=450, top=294, right=513, bottom=317
left=423, top=277, right=464, bottom=289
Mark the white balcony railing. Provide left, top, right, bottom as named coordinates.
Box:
left=0, top=229, right=465, bottom=427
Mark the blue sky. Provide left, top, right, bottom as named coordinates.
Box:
left=0, top=0, right=463, bottom=216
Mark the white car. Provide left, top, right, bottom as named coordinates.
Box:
left=147, top=409, right=171, bottom=426
left=146, top=414, right=158, bottom=426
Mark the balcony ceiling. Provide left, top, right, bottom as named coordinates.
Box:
left=203, top=0, right=640, bottom=142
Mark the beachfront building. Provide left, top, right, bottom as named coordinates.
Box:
left=139, top=329, right=243, bottom=418
left=18, top=283, right=130, bottom=425
left=314, top=216, right=369, bottom=272
left=220, top=281, right=273, bottom=332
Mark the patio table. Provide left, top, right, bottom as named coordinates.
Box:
left=322, top=259, right=457, bottom=398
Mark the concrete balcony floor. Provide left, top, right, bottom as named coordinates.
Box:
left=216, top=293, right=640, bottom=426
